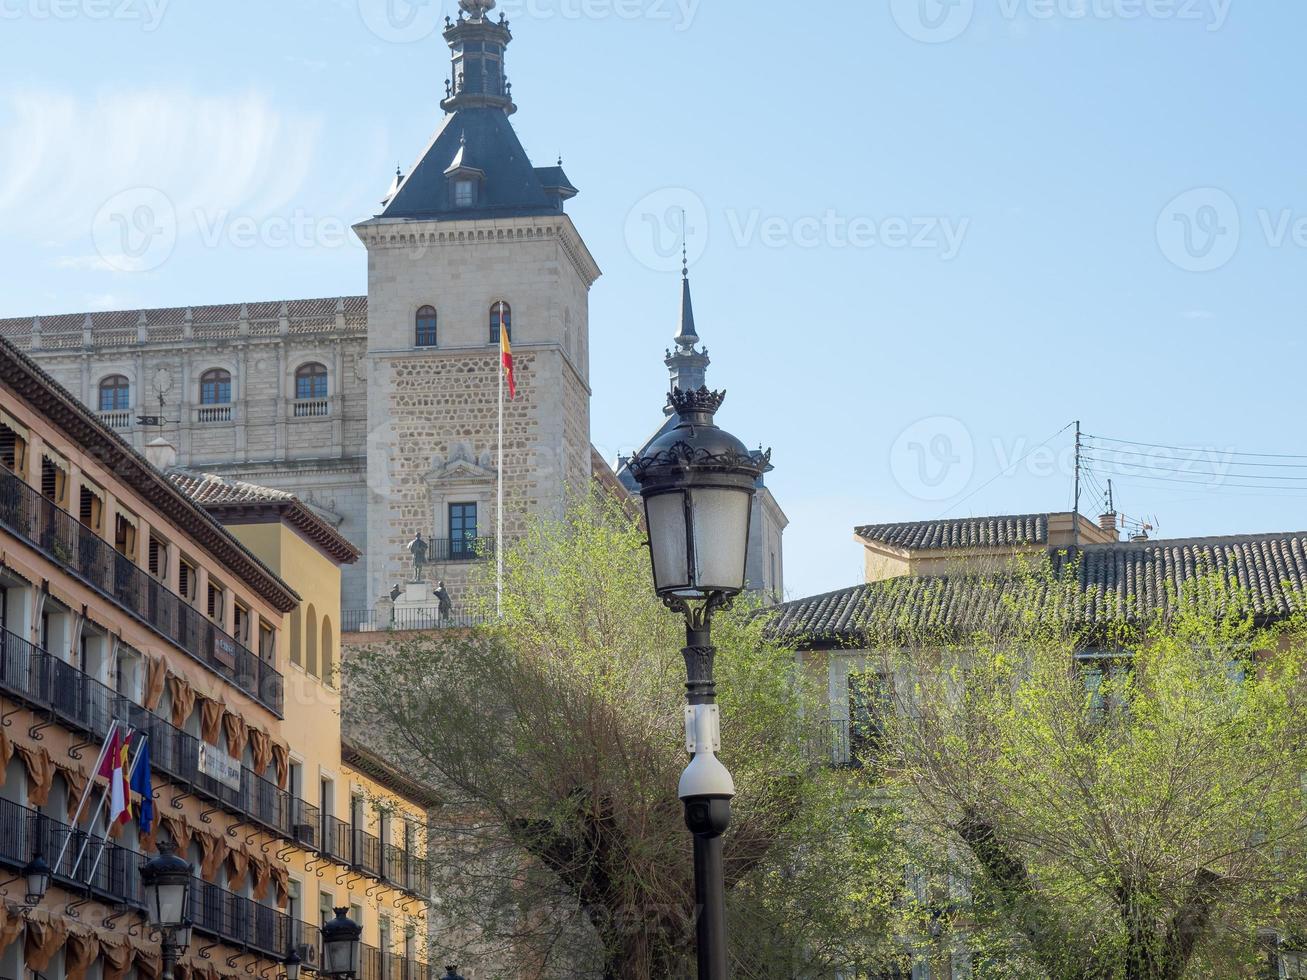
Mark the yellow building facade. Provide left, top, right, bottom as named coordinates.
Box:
left=163, top=467, right=434, bottom=980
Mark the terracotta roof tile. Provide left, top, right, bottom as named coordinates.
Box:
left=855, top=514, right=1049, bottom=551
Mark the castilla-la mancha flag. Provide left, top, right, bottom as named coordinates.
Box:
left=500, top=320, right=516, bottom=400
left=97, top=729, right=132, bottom=825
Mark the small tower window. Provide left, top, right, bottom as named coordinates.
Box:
left=98, top=375, right=130, bottom=412
left=489, top=302, right=511, bottom=345
left=415, top=306, right=438, bottom=347
left=453, top=179, right=476, bottom=208
left=200, top=369, right=232, bottom=405
left=295, top=363, right=328, bottom=400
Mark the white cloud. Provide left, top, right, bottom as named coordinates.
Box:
left=0, top=87, right=325, bottom=249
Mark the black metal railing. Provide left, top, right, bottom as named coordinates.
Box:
left=426, top=535, right=495, bottom=563
left=0, top=465, right=283, bottom=714
left=0, top=636, right=428, bottom=897
left=340, top=608, right=491, bottom=633
left=363, top=946, right=429, bottom=980
left=0, top=795, right=317, bottom=960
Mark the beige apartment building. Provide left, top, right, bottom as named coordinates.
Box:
left=0, top=334, right=434, bottom=980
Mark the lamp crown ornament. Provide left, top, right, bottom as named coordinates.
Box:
left=668, top=385, right=724, bottom=418
left=458, top=0, right=495, bottom=18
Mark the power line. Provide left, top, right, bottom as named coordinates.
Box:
left=1082, top=442, right=1307, bottom=470
left=1082, top=454, right=1307, bottom=483
left=937, top=421, right=1076, bottom=519
left=1085, top=433, right=1307, bottom=461
left=1082, top=463, right=1307, bottom=494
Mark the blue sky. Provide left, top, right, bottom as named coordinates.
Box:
left=1, top=0, right=1304, bottom=600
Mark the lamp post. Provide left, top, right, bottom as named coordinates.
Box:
left=627, top=386, right=767, bottom=980
left=139, top=842, right=194, bottom=980
left=321, top=907, right=363, bottom=980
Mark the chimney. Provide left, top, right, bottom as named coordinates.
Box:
left=1130, top=530, right=1150, bottom=543
left=1098, top=511, right=1119, bottom=540
left=144, top=436, right=177, bottom=472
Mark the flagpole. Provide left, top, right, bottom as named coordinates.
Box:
left=497, top=302, right=504, bottom=619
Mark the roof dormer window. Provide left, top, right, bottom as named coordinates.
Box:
left=453, top=179, right=477, bottom=208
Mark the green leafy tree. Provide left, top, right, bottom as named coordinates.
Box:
left=858, top=562, right=1307, bottom=979
left=344, top=495, right=903, bottom=979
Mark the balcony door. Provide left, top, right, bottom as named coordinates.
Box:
left=449, top=502, right=478, bottom=558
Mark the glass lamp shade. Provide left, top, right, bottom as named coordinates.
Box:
left=630, top=388, right=767, bottom=601
left=321, top=908, right=363, bottom=978
left=284, top=949, right=303, bottom=980
left=645, top=487, right=754, bottom=596
left=139, top=843, right=193, bottom=929
left=23, top=854, right=50, bottom=906
left=174, top=921, right=193, bottom=953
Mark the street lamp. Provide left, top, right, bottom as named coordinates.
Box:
left=139, top=841, right=194, bottom=980
left=283, top=948, right=303, bottom=980
left=627, top=386, right=767, bottom=980
left=321, top=907, right=363, bottom=979
left=21, top=853, right=50, bottom=907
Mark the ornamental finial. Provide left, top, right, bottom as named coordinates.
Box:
left=668, top=386, right=725, bottom=418
left=459, top=0, right=496, bottom=19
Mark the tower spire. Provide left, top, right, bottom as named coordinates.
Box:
left=674, top=219, right=699, bottom=349
left=665, top=233, right=709, bottom=411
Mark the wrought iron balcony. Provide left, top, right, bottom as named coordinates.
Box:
left=341, top=608, right=491, bottom=633
left=0, top=465, right=283, bottom=715
left=0, top=630, right=428, bottom=898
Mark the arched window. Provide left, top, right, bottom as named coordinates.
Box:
left=415, top=306, right=438, bottom=347
left=489, top=302, right=511, bottom=345
left=289, top=607, right=302, bottom=668
left=295, top=363, right=328, bottom=400
left=98, top=375, right=130, bottom=412
left=321, top=617, right=334, bottom=687
left=200, top=369, right=232, bottom=405
left=305, top=604, right=318, bottom=678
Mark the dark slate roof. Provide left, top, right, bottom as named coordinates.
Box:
left=768, top=532, right=1307, bottom=647
left=855, top=514, right=1050, bottom=551
left=377, top=108, right=566, bottom=222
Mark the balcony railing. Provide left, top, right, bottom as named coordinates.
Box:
left=0, top=465, right=283, bottom=714
left=196, top=405, right=232, bottom=424
left=428, top=535, right=495, bottom=563
left=0, top=627, right=428, bottom=897
left=341, top=608, right=491, bottom=633
left=97, top=410, right=131, bottom=429
left=292, top=399, right=329, bottom=418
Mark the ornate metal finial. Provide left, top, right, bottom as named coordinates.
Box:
left=681, top=210, right=689, bottom=279
left=459, top=0, right=495, bottom=19
left=669, top=386, right=725, bottom=418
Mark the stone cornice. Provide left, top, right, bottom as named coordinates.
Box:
left=352, top=214, right=602, bottom=288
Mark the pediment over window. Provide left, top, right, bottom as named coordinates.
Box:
left=425, top=443, right=497, bottom=486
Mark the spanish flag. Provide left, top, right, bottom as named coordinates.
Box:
left=500, top=315, right=516, bottom=400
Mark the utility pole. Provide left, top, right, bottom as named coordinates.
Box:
left=1072, top=420, right=1082, bottom=550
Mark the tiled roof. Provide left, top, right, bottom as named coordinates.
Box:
left=855, top=514, right=1050, bottom=551
left=166, top=470, right=297, bottom=507
left=768, top=532, right=1307, bottom=647
left=167, top=469, right=360, bottom=566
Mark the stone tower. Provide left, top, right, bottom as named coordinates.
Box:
left=353, top=0, right=601, bottom=607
